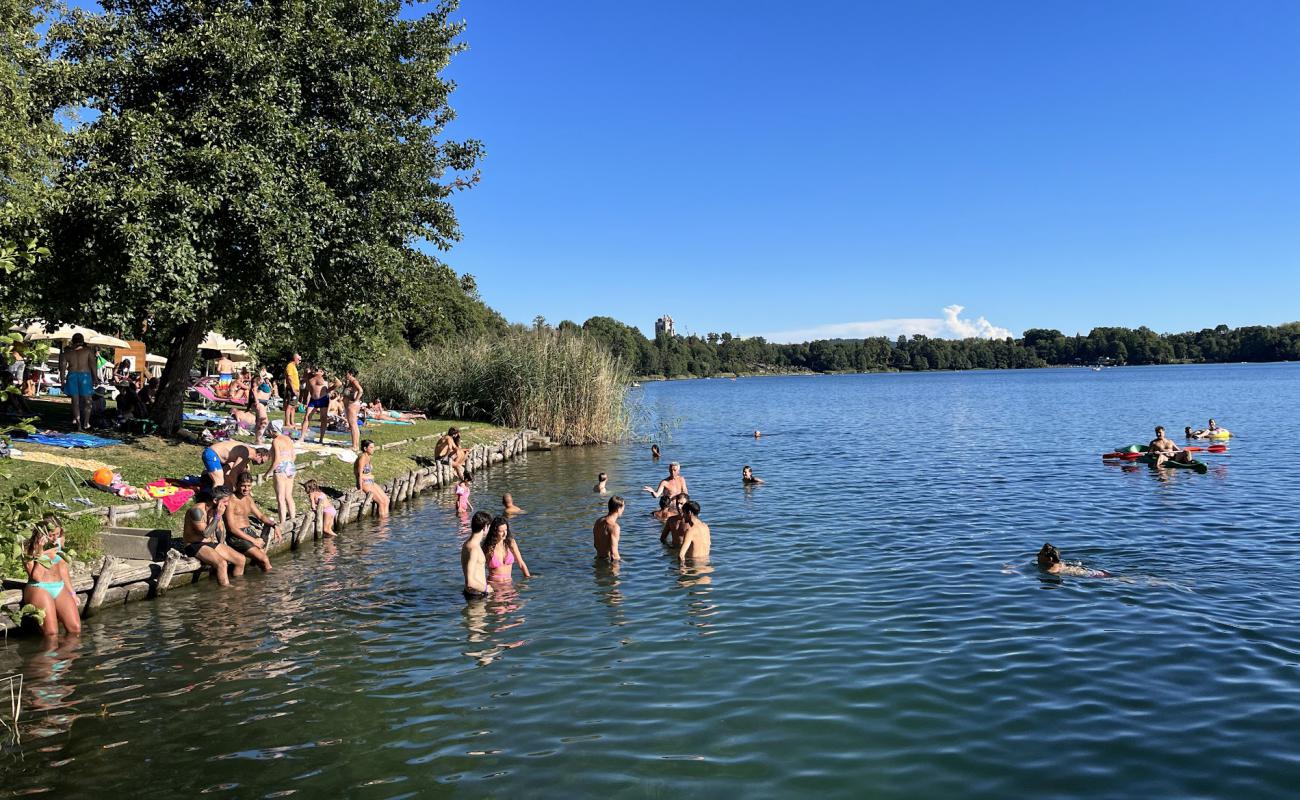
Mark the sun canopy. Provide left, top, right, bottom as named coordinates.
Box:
left=199, top=331, right=250, bottom=357
left=11, top=321, right=129, bottom=348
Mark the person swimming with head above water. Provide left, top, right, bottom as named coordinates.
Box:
left=594, top=472, right=608, bottom=494
left=742, top=465, right=764, bottom=484
left=651, top=493, right=673, bottom=521
left=1036, top=543, right=1110, bottom=578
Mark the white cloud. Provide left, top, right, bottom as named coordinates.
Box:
left=761, top=305, right=1014, bottom=343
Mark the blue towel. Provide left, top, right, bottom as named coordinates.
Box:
left=25, top=432, right=120, bottom=449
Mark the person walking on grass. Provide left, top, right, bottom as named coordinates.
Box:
left=264, top=430, right=297, bottom=524
left=283, top=353, right=301, bottom=429
left=342, top=369, right=364, bottom=452
left=355, top=439, right=390, bottom=518
left=249, top=372, right=272, bottom=445
left=215, top=354, right=236, bottom=397
left=224, top=473, right=278, bottom=571
left=59, top=332, right=96, bottom=431
left=299, top=368, right=329, bottom=444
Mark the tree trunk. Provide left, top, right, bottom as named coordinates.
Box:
left=150, top=318, right=208, bottom=436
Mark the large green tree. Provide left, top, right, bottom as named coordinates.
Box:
left=0, top=0, right=55, bottom=303
left=35, top=0, right=482, bottom=432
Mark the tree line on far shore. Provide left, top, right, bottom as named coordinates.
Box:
left=562, top=317, right=1300, bottom=378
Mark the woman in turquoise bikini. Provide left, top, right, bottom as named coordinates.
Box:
left=354, top=439, right=390, bottom=519
left=23, top=517, right=82, bottom=638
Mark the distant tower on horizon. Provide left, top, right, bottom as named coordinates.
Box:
left=655, top=314, right=676, bottom=338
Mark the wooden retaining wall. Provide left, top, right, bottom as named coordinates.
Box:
left=0, top=430, right=542, bottom=635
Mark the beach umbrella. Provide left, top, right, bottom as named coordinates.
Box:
left=145, top=353, right=167, bottom=365
left=89, top=332, right=130, bottom=348
left=18, top=323, right=128, bottom=348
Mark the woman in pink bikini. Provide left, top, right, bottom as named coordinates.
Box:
left=455, top=472, right=473, bottom=514
left=483, top=516, right=531, bottom=582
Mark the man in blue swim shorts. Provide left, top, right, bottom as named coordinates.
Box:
left=200, top=439, right=268, bottom=490
left=59, top=332, right=98, bottom=431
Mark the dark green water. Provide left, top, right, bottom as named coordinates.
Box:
left=3, top=365, right=1300, bottom=797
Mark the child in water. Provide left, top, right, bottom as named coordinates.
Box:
left=302, top=480, right=337, bottom=537
left=1037, top=543, right=1110, bottom=578
left=455, top=472, right=473, bottom=514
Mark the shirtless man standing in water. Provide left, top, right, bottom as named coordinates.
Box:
left=643, top=462, right=687, bottom=499
left=461, top=511, right=493, bottom=599
left=298, top=368, right=329, bottom=443
left=593, top=496, right=624, bottom=561
left=659, top=493, right=688, bottom=548
left=675, top=500, right=710, bottom=563
left=1148, top=426, right=1193, bottom=467
left=59, top=333, right=97, bottom=430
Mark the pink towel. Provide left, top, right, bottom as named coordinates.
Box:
left=147, top=480, right=195, bottom=513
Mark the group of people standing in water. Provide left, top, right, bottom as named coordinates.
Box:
left=458, top=450, right=730, bottom=600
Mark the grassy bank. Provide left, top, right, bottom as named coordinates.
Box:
left=3, top=398, right=508, bottom=556
left=364, top=329, right=631, bottom=445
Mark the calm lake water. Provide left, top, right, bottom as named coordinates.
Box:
left=3, top=364, right=1300, bottom=797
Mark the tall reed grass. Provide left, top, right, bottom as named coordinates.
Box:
left=363, top=329, right=633, bottom=445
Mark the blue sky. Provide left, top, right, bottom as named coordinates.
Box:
left=62, top=1, right=1300, bottom=341
left=440, top=0, right=1300, bottom=340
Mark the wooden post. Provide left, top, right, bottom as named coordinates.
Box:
left=85, top=556, right=122, bottom=617
left=155, top=548, right=182, bottom=596
left=107, top=505, right=119, bottom=526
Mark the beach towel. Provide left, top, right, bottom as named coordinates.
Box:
left=183, top=410, right=227, bottom=422
left=146, top=480, right=195, bottom=513
left=293, top=441, right=358, bottom=463
left=23, top=431, right=120, bottom=449
left=7, top=449, right=119, bottom=472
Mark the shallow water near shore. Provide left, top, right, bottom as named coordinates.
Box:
left=4, top=364, right=1300, bottom=797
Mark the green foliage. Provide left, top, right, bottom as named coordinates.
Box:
left=0, top=444, right=58, bottom=578
left=363, top=329, right=633, bottom=445
left=32, top=0, right=483, bottom=428
left=5, top=602, right=45, bottom=628
left=0, top=0, right=56, bottom=235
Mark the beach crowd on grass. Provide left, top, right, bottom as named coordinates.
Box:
left=12, top=342, right=476, bottom=637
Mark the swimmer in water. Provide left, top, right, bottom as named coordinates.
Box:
left=650, top=444, right=660, bottom=460
left=594, top=472, right=608, bottom=494
left=502, top=493, right=524, bottom=516
left=651, top=493, right=673, bottom=521
left=659, top=492, right=688, bottom=548
left=753, top=430, right=761, bottom=439
left=1037, top=543, right=1110, bottom=578
left=742, top=465, right=764, bottom=484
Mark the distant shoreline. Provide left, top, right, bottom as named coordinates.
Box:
left=632, top=360, right=1297, bottom=384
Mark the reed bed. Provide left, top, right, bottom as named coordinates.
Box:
left=364, top=329, right=633, bottom=445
